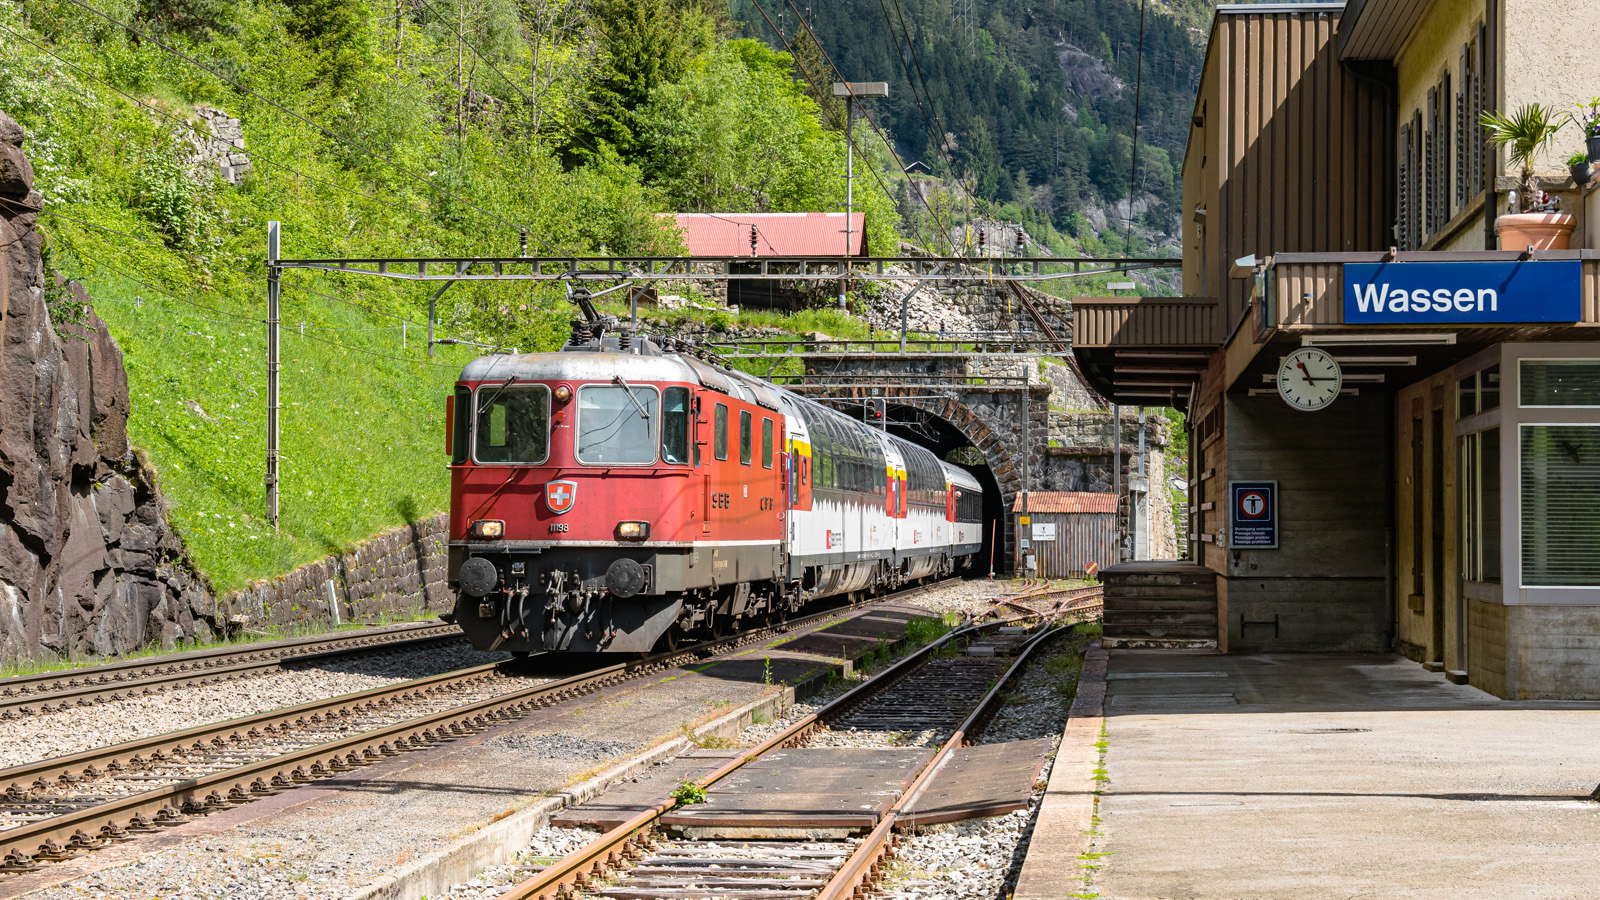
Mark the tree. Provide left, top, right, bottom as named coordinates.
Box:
left=283, top=0, right=371, bottom=94
left=575, top=0, right=713, bottom=157
left=135, top=0, right=238, bottom=39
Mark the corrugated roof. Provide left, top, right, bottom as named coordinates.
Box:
left=671, top=213, right=867, bottom=257
left=1011, top=492, right=1117, bottom=514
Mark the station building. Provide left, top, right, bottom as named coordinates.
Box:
left=1073, top=0, right=1600, bottom=698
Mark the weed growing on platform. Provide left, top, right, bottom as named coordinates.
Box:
left=670, top=780, right=708, bottom=805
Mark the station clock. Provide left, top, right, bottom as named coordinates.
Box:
left=1276, top=347, right=1342, bottom=411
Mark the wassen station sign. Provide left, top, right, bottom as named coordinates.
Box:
left=1344, top=260, right=1581, bottom=324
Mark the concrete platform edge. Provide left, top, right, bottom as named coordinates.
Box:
left=347, top=683, right=797, bottom=900
left=1011, top=643, right=1107, bottom=900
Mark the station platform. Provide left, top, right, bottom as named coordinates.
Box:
left=1017, top=648, right=1600, bottom=899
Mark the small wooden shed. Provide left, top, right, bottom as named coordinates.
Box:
left=1013, top=492, right=1117, bottom=578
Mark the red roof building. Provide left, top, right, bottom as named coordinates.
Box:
left=671, top=212, right=867, bottom=257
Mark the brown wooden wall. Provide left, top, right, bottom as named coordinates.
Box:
left=1198, top=8, right=1395, bottom=326
left=1072, top=297, right=1223, bottom=347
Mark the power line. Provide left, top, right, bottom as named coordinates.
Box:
left=38, top=208, right=419, bottom=325
left=884, top=0, right=961, bottom=178
left=0, top=21, right=426, bottom=223
left=413, top=0, right=539, bottom=110
left=1125, top=0, right=1148, bottom=255
left=746, top=0, right=941, bottom=253
left=771, top=0, right=957, bottom=249
left=59, top=0, right=521, bottom=231
left=67, top=249, right=266, bottom=325
left=295, top=328, right=467, bottom=369
left=867, top=0, right=963, bottom=242
left=72, top=243, right=464, bottom=368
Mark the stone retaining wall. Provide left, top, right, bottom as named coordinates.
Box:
left=222, top=514, right=452, bottom=629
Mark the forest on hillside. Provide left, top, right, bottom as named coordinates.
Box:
left=732, top=0, right=1208, bottom=249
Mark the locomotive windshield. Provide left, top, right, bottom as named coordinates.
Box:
left=661, top=387, right=690, bottom=465
left=577, top=385, right=658, bottom=464
left=474, top=385, right=550, bottom=464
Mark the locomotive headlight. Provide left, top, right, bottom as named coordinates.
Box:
left=470, top=519, right=505, bottom=539
left=553, top=384, right=573, bottom=403
left=616, top=521, right=650, bottom=541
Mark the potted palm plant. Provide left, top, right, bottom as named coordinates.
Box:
left=1481, top=103, right=1575, bottom=250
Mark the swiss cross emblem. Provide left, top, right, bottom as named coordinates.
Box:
left=546, top=480, right=577, bottom=515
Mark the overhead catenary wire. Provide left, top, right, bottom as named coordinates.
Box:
left=64, top=249, right=260, bottom=326
left=771, top=0, right=958, bottom=249
left=884, top=0, right=963, bottom=179
left=69, top=244, right=466, bottom=369
left=38, top=208, right=420, bottom=326
left=692, top=212, right=784, bottom=256
left=58, top=0, right=522, bottom=232
left=745, top=0, right=942, bottom=253
left=1124, top=0, right=1148, bottom=255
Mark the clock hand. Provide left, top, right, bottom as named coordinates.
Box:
left=1297, top=361, right=1319, bottom=385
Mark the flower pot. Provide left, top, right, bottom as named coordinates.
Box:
left=1572, top=162, right=1593, bottom=187
left=1588, top=133, right=1600, bottom=163
left=1495, top=212, right=1576, bottom=250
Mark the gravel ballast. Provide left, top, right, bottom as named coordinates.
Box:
left=0, top=641, right=506, bottom=768
left=14, top=581, right=1029, bottom=900
left=436, top=606, right=1091, bottom=900
left=875, top=630, right=1089, bottom=900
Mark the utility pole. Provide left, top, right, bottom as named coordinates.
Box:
left=1113, top=404, right=1123, bottom=561
left=832, top=82, right=888, bottom=309
left=266, top=221, right=281, bottom=532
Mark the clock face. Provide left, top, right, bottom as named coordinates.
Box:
left=1277, top=347, right=1342, bottom=411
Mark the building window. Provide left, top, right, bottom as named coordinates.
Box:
left=1520, top=425, right=1600, bottom=586
left=1461, top=429, right=1500, bottom=584
left=1458, top=364, right=1500, bottom=417
left=1520, top=360, right=1600, bottom=407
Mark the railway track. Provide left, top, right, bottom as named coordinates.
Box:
left=494, top=598, right=1069, bottom=900
left=0, top=621, right=463, bottom=719
left=0, top=579, right=957, bottom=872
left=981, top=581, right=1103, bottom=623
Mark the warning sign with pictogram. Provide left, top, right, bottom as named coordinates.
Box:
left=1229, top=481, right=1278, bottom=548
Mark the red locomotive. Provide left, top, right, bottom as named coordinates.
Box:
left=445, top=331, right=986, bottom=655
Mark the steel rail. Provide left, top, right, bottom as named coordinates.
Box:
left=815, top=623, right=1065, bottom=900
left=0, top=580, right=954, bottom=871
left=494, top=607, right=1059, bottom=900
left=0, top=622, right=460, bottom=717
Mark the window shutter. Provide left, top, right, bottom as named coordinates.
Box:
left=1472, top=25, right=1486, bottom=197
left=1412, top=111, right=1424, bottom=246
left=1397, top=121, right=1411, bottom=250
left=1425, top=86, right=1438, bottom=236
left=1440, top=70, right=1452, bottom=222
left=1456, top=47, right=1468, bottom=209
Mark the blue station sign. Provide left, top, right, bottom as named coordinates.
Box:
left=1229, top=481, right=1277, bottom=549
left=1344, top=260, right=1581, bottom=324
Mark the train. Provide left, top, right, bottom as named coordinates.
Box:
left=443, top=328, right=987, bottom=655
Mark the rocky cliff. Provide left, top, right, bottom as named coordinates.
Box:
left=0, top=111, right=218, bottom=662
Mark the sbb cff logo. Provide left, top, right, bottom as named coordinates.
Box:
left=546, top=480, right=577, bottom=515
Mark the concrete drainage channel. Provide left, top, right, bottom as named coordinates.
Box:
left=425, top=595, right=1100, bottom=900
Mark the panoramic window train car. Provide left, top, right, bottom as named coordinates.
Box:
left=445, top=332, right=988, bottom=656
